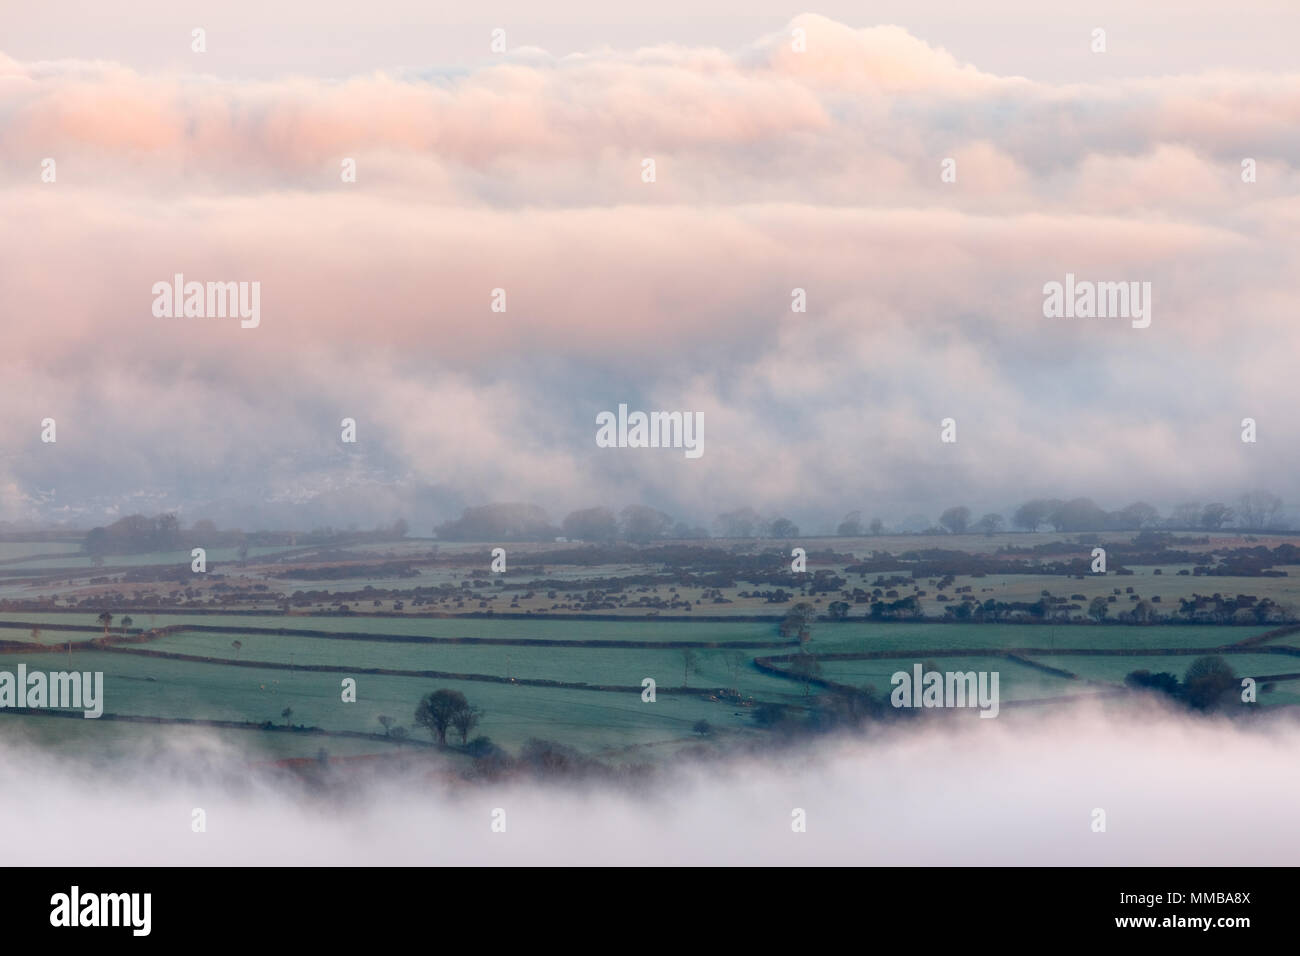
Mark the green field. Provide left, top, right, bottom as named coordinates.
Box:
left=2, top=613, right=1294, bottom=760
left=3, top=525, right=1298, bottom=764
left=2, top=646, right=751, bottom=758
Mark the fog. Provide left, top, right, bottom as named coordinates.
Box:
left=4, top=15, right=1300, bottom=530
left=4, top=701, right=1297, bottom=865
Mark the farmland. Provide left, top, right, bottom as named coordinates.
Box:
left=1, top=529, right=1297, bottom=764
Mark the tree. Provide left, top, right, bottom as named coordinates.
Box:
left=1200, top=502, right=1234, bottom=531
left=681, top=648, right=697, bottom=686
left=789, top=652, right=822, bottom=695
left=231, top=640, right=243, bottom=659
left=1051, top=497, right=1106, bottom=532
left=414, top=689, right=469, bottom=745
left=692, top=720, right=712, bottom=736
left=1013, top=499, right=1060, bottom=532
left=1124, top=669, right=1180, bottom=696
left=560, top=506, right=619, bottom=543
left=1182, top=656, right=1238, bottom=710
left=1117, top=501, right=1159, bottom=529
left=450, top=704, right=483, bottom=745
left=120, top=615, right=133, bottom=635
left=836, top=511, right=863, bottom=536
left=377, top=715, right=395, bottom=736
left=83, top=513, right=181, bottom=555
left=464, top=736, right=499, bottom=759
left=281, top=707, right=293, bottom=727
left=1087, top=597, right=1109, bottom=622
left=620, top=505, right=673, bottom=544
left=725, top=649, right=747, bottom=691
left=1237, top=491, right=1283, bottom=531
left=714, top=507, right=761, bottom=538
left=766, top=517, right=799, bottom=538
left=519, top=738, right=593, bottom=778
left=96, top=611, right=113, bottom=636
left=669, top=520, right=709, bottom=540
left=975, top=513, right=1004, bottom=535
left=827, top=601, right=850, bottom=621
left=1170, top=502, right=1202, bottom=529
left=156, top=512, right=181, bottom=549
left=868, top=517, right=884, bottom=535
left=434, top=503, right=558, bottom=542
left=939, top=506, right=971, bottom=535
left=779, top=603, right=817, bottom=642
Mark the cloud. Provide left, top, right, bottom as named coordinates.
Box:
left=1, top=702, right=1297, bottom=864
left=1, top=17, right=1298, bottom=527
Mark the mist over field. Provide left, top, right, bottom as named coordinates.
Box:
left=4, top=701, right=1297, bottom=866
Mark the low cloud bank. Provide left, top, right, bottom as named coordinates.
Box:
left=3, top=701, right=1297, bottom=865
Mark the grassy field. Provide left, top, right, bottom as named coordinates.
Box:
left=3, top=531, right=1298, bottom=762
left=2, top=646, right=751, bottom=757
left=2, top=614, right=1291, bottom=761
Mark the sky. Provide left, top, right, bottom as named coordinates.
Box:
left=2, top=5, right=1298, bottom=532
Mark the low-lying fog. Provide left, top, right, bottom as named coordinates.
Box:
left=3, top=701, right=1296, bottom=865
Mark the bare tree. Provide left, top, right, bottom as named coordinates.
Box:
left=789, top=652, right=822, bottom=695
left=1170, top=502, right=1202, bottom=529
left=724, top=649, right=747, bottom=692
left=450, top=704, right=483, bottom=745
left=681, top=648, right=697, bottom=687
left=1238, top=491, right=1284, bottom=531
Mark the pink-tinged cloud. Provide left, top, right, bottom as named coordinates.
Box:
left=0, top=17, right=1298, bottom=528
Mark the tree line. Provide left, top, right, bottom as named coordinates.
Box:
left=82, top=514, right=412, bottom=555
left=433, top=503, right=801, bottom=543
left=79, top=491, right=1289, bottom=556
left=863, top=492, right=1287, bottom=537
